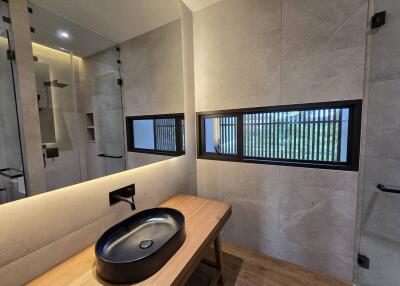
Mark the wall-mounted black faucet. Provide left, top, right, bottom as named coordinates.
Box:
left=109, top=184, right=136, bottom=210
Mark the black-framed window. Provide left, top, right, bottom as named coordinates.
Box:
left=197, top=100, right=362, bottom=171
left=126, top=113, right=185, bottom=156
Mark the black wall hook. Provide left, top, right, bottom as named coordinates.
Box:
left=371, top=11, right=386, bottom=29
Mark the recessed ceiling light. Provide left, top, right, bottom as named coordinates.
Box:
left=57, top=30, right=70, bottom=39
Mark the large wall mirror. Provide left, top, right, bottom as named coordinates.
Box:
left=0, top=0, right=184, bottom=204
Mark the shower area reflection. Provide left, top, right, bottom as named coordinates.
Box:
left=31, top=43, right=126, bottom=191
left=32, top=43, right=82, bottom=191
left=77, top=47, right=126, bottom=179
left=92, top=50, right=126, bottom=176
left=0, top=0, right=183, bottom=204
left=26, top=0, right=126, bottom=191
left=0, top=27, right=26, bottom=203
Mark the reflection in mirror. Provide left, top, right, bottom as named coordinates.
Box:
left=126, top=114, right=185, bottom=156
left=0, top=0, right=184, bottom=203
left=0, top=26, right=27, bottom=204
left=120, top=13, right=184, bottom=169
left=81, top=49, right=126, bottom=178
left=31, top=42, right=82, bottom=191
left=34, top=60, right=56, bottom=143
left=133, top=120, right=155, bottom=150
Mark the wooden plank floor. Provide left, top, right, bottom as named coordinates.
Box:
left=186, top=242, right=350, bottom=286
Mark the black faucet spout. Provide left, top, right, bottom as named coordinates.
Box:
left=111, top=194, right=136, bottom=210
left=109, top=184, right=136, bottom=210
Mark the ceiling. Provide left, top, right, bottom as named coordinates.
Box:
left=28, top=0, right=223, bottom=57
left=30, top=0, right=182, bottom=44
left=28, top=1, right=115, bottom=57
left=181, top=0, right=223, bottom=12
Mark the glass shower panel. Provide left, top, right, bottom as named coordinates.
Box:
left=358, top=1, right=400, bottom=285
left=0, top=28, right=26, bottom=204
left=95, top=68, right=125, bottom=176
left=32, top=43, right=82, bottom=191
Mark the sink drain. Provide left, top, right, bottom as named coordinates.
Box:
left=139, top=239, right=153, bottom=249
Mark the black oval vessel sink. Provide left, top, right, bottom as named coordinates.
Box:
left=95, top=207, right=186, bottom=284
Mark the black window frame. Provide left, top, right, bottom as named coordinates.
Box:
left=197, top=100, right=362, bottom=171
left=126, top=113, right=185, bottom=157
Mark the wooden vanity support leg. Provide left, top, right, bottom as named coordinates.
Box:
left=214, top=234, right=224, bottom=285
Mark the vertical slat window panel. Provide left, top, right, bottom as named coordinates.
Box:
left=290, top=112, right=295, bottom=160
left=221, top=117, right=225, bottom=154
left=262, top=114, right=265, bottom=157
left=295, top=112, right=298, bottom=159
left=242, top=107, right=350, bottom=163
left=333, top=109, right=338, bottom=161
left=257, top=113, right=260, bottom=157
left=269, top=113, right=272, bottom=158
left=154, top=118, right=176, bottom=152
left=289, top=113, right=293, bottom=159
left=272, top=113, right=276, bottom=158
left=181, top=119, right=185, bottom=152
left=220, top=118, right=223, bottom=154
left=252, top=114, right=255, bottom=157
left=316, top=110, right=320, bottom=161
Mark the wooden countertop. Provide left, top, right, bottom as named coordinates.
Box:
left=27, top=194, right=232, bottom=286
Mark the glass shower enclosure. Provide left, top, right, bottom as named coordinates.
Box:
left=357, top=1, right=400, bottom=285
left=0, top=27, right=26, bottom=204
left=94, top=48, right=126, bottom=177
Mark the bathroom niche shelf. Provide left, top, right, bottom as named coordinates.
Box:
left=86, top=112, right=94, bottom=126
left=86, top=113, right=96, bottom=142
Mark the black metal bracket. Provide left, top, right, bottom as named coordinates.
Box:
left=377, top=184, right=400, bottom=194
left=28, top=6, right=33, bottom=14
left=117, top=78, right=123, bottom=86
left=372, top=11, right=386, bottom=29
left=6, top=49, right=15, bottom=60
left=97, top=154, right=123, bottom=159
left=358, top=253, right=370, bottom=269
left=30, top=26, right=35, bottom=33
left=44, top=80, right=68, bottom=88
left=2, top=16, right=10, bottom=24
left=0, top=168, right=24, bottom=179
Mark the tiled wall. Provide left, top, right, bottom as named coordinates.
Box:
left=194, top=0, right=368, bottom=281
